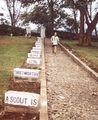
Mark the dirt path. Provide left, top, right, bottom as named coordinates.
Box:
left=45, top=39, right=98, bottom=120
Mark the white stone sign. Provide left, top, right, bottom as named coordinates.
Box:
left=35, top=41, right=41, bottom=44
left=36, top=40, right=41, bottom=42
left=28, top=53, right=41, bottom=58
left=35, top=42, right=42, bottom=45
left=13, top=68, right=40, bottom=79
left=35, top=44, right=42, bottom=48
left=33, top=46, right=42, bottom=49
left=5, top=91, right=40, bottom=108
left=31, top=50, right=41, bottom=54
left=27, top=58, right=40, bottom=65
left=37, top=37, right=41, bottom=41
left=32, top=47, right=42, bottom=51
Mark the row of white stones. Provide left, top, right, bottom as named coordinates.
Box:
left=4, top=37, right=43, bottom=110
left=27, top=39, right=42, bottom=65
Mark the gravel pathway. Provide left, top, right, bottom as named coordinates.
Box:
left=45, top=39, right=98, bottom=120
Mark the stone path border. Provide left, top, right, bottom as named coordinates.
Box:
left=59, top=43, right=98, bottom=81
left=40, top=39, right=48, bottom=120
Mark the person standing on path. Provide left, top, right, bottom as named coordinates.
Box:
left=51, top=32, right=59, bottom=54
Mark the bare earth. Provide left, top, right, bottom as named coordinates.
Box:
left=45, top=39, right=98, bottom=120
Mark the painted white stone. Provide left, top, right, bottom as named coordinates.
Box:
left=36, top=40, right=41, bottom=42
left=5, top=91, right=40, bottom=108
left=13, top=68, right=40, bottom=79
left=35, top=46, right=42, bottom=49
left=35, top=43, right=42, bottom=46
left=32, top=47, right=42, bottom=51
left=37, top=39, right=41, bottom=42
left=36, top=40, right=41, bottom=43
left=28, top=53, right=41, bottom=58
left=36, top=39, right=42, bottom=42
left=27, top=58, right=40, bottom=65
left=37, top=37, right=42, bottom=41
left=31, top=50, right=41, bottom=54
left=36, top=41, right=41, bottom=44
left=34, top=45, right=42, bottom=48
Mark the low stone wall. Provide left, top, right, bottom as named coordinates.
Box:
left=59, top=43, right=98, bottom=81
left=40, top=38, right=48, bottom=120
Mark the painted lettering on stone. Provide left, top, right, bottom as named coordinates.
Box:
left=13, top=68, right=40, bottom=79
left=31, top=50, right=41, bottom=54
left=28, top=53, right=41, bottom=58
left=27, top=58, right=40, bottom=65
left=5, top=91, right=40, bottom=107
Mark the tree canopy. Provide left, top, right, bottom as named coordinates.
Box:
left=20, top=0, right=72, bottom=33
left=3, top=0, right=98, bottom=46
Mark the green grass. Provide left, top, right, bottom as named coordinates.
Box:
left=63, top=40, right=98, bottom=72
left=0, top=36, right=35, bottom=98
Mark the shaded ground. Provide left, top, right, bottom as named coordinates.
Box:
left=0, top=112, right=39, bottom=120
left=45, top=39, right=98, bottom=120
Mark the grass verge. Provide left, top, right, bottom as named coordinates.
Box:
left=62, top=40, right=98, bottom=73
left=0, top=36, right=35, bottom=98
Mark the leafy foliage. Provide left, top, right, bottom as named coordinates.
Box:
left=21, top=0, right=67, bottom=31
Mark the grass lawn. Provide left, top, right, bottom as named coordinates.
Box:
left=62, top=40, right=98, bottom=72
left=0, top=36, right=35, bottom=98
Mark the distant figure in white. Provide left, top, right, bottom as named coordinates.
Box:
left=25, top=26, right=31, bottom=38
left=51, top=32, right=59, bottom=54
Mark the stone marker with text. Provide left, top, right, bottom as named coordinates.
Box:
left=5, top=91, right=40, bottom=108
left=13, top=68, right=40, bottom=79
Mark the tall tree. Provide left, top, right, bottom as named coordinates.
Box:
left=87, top=1, right=97, bottom=36
left=62, top=0, right=79, bottom=33
left=65, top=0, right=98, bottom=46
left=20, top=0, right=67, bottom=34
left=72, top=7, right=79, bottom=34
left=4, top=0, right=22, bottom=35
left=74, top=0, right=98, bottom=46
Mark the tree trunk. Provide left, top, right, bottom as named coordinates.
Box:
left=94, top=27, right=97, bottom=36
left=79, top=8, right=98, bottom=46
left=79, top=9, right=85, bottom=46
left=47, top=0, right=54, bottom=35
left=83, top=32, right=91, bottom=46
left=73, top=8, right=78, bottom=34
left=84, top=12, right=98, bottom=46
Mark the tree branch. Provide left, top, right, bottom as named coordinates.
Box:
left=87, top=12, right=98, bottom=33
